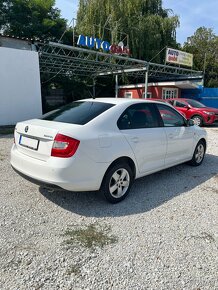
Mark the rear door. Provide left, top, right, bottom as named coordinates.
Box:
left=155, top=103, right=194, bottom=166
left=117, top=103, right=167, bottom=174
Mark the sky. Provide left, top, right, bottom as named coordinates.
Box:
left=55, top=0, right=218, bottom=45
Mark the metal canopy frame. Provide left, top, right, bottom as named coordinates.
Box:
left=37, top=42, right=203, bottom=82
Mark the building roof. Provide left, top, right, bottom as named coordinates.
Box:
left=119, top=80, right=200, bottom=89
left=36, top=42, right=203, bottom=82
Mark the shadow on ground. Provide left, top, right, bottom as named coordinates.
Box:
left=40, top=153, right=218, bottom=217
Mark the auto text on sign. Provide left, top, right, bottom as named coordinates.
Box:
left=77, top=35, right=131, bottom=56
left=166, top=48, right=193, bottom=67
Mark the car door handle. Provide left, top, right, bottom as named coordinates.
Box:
left=168, top=133, right=174, bottom=139
left=131, top=137, right=139, bottom=143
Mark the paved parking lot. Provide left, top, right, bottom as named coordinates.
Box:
left=0, top=127, right=218, bottom=290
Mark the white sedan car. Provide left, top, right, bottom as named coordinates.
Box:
left=11, top=98, right=207, bottom=203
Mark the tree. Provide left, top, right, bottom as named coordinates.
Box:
left=76, top=0, right=179, bottom=63
left=0, top=0, right=70, bottom=42
left=183, top=27, right=218, bottom=87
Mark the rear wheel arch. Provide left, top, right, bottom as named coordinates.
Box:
left=100, top=156, right=136, bottom=203
left=103, top=156, right=136, bottom=180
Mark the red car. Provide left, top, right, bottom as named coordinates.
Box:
left=164, top=98, right=218, bottom=126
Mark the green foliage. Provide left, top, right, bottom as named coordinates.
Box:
left=64, top=224, right=117, bottom=249
left=183, top=27, right=218, bottom=87
left=76, top=0, right=179, bottom=62
left=0, top=0, right=69, bottom=42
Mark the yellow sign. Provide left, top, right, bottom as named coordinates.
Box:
left=166, top=48, right=193, bottom=67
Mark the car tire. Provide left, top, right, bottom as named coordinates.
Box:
left=188, top=140, right=206, bottom=166
left=191, top=115, right=203, bottom=126
left=101, top=163, right=134, bottom=203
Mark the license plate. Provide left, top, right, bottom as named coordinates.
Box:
left=19, top=135, right=39, bottom=150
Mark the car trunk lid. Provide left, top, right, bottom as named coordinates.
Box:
left=14, top=119, right=81, bottom=161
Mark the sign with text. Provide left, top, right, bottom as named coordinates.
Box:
left=77, top=35, right=131, bottom=56
left=166, top=48, right=193, bottom=67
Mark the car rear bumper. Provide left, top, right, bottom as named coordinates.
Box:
left=12, top=166, right=62, bottom=190
left=11, top=144, right=109, bottom=191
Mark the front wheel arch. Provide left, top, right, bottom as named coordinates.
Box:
left=188, top=139, right=206, bottom=166
left=191, top=115, right=204, bottom=126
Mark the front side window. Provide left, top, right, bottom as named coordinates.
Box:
left=117, top=103, right=160, bottom=130
left=174, top=100, right=187, bottom=108
left=43, top=101, right=114, bottom=125
left=156, top=104, right=186, bottom=127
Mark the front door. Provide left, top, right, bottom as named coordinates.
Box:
left=155, top=103, right=194, bottom=166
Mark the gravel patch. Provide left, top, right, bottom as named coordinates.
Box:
left=0, top=128, right=218, bottom=290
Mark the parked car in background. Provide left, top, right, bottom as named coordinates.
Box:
left=165, top=98, right=218, bottom=126
left=11, top=98, right=207, bottom=203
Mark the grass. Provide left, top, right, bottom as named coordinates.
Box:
left=0, top=154, right=5, bottom=161
left=0, top=126, right=15, bottom=135
left=64, top=223, right=117, bottom=249
left=66, top=264, right=81, bottom=276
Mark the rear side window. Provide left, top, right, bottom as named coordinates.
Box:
left=43, top=101, right=114, bottom=125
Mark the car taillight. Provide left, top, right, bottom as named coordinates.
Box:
left=51, top=134, right=80, bottom=158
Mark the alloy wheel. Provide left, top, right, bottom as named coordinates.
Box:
left=195, top=144, right=205, bottom=163
left=109, top=168, right=130, bottom=198
left=192, top=116, right=202, bottom=126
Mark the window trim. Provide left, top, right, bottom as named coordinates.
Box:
left=124, top=92, right=133, bottom=99
left=142, top=92, right=152, bottom=99
left=162, top=88, right=178, bottom=100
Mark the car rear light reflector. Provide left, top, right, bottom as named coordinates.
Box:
left=51, top=134, right=80, bottom=158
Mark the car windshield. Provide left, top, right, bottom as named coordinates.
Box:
left=186, top=99, right=206, bottom=108
left=43, top=101, right=114, bottom=125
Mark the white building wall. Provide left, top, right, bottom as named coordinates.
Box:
left=0, top=47, right=42, bottom=125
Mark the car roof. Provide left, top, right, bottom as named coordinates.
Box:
left=166, top=98, right=189, bottom=101
left=77, top=97, right=167, bottom=105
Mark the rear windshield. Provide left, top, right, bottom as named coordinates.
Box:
left=43, top=101, right=114, bottom=125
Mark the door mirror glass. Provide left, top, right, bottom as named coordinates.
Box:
left=184, top=105, right=191, bottom=109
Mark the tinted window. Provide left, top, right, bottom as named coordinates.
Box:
left=175, top=101, right=187, bottom=108
left=156, top=104, right=185, bottom=127
left=43, top=101, right=114, bottom=125
left=117, top=103, right=160, bottom=130
left=186, top=99, right=206, bottom=108
left=167, top=100, right=174, bottom=105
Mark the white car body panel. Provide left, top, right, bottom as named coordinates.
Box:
left=11, top=98, right=207, bottom=192
left=121, top=127, right=167, bottom=174
left=163, top=126, right=194, bottom=166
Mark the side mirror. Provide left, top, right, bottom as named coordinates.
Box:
left=184, top=105, right=191, bottom=110
left=188, top=119, right=195, bottom=126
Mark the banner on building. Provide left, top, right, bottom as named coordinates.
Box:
left=166, top=48, right=193, bottom=67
